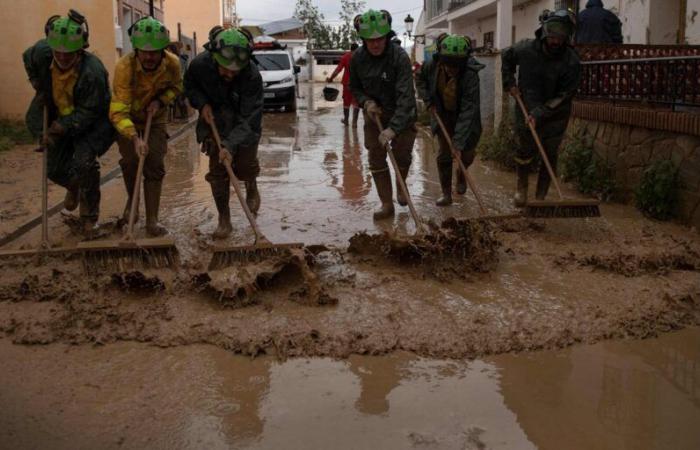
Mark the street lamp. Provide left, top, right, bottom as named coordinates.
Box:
left=404, top=14, right=414, bottom=38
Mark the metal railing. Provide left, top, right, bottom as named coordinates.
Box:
left=578, top=55, right=700, bottom=108
left=426, top=0, right=474, bottom=21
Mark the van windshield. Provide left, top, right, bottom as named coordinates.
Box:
left=255, top=54, right=291, bottom=71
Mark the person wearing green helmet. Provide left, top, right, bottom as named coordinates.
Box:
left=502, top=9, right=581, bottom=206
left=22, top=10, right=115, bottom=234
left=349, top=9, right=417, bottom=221
left=184, top=27, right=263, bottom=239
left=110, top=16, right=183, bottom=237
left=416, top=34, right=483, bottom=207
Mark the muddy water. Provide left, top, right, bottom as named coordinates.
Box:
left=1, top=328, right=698, bottom=449
left=1, top=84, right=700, bottom=447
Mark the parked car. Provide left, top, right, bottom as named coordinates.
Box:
left=253, top=39, right=301, bottom=112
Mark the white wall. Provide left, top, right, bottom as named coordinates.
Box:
left=687, top=0, right=700, bottom=44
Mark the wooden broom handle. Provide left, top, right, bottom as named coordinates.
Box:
left=514, top=92, right=564, bottom=200
left=40, top=106, right=49, bottom=249
left=208, top=118, right=269, bottom=244
left=431, top=110, right=487, bottom=215
left=125, top=110, right=152, bottom=241
left=371, top=113, right=425, bottom=234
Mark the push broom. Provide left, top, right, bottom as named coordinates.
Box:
left=514, top=92, right=601, bottom=218
left=207, top=119, right=303, bottom=271
left=78, top=111, right=178, bottom=273
left=432, top=110, right=521, bottom=222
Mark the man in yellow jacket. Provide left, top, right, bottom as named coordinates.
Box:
left=110, top=17, right=182, bottom=236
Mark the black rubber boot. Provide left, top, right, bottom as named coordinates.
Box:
left=245, top=179, right=261, bottom=214
left=352, top=108, right=359, bottom=128
left=212, top=188, right=232, bottom=239
left=436, top=163, right=453, bottom=206
left=372, top=170, right=395, bottom=220
left=341, top=108, right=349, bottom=125
left=455, top=169, right=467, bottom=195
left=395, top=166, right=410, bottom=207
left=535, top=166, right=552, bottom=200
left=144, top=180, right=167, bottom=237
left=64, top=187, right=79, bottom=211
left=514, top=164, right=529, bottom=207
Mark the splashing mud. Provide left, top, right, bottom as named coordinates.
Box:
left=348, top=218, right=501, bottom=279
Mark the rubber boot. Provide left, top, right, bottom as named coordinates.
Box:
left=341, top=108, right=349, bottom=125
left=352, top=108, right=359, bottom=128
left=372, top=170, right=395, bottom=220
left=144, top=180, right=168, bottom=237
left=535, top=166, right=552, bottom=200
left=455, top=168, right=467, bottom=195
left=436, top=163, right=453, bottom=206
left=64, top=187, right=79, bottom=211
left=212, top=189, right=232, bottom=239
left=245, top=179, right=260, bottom=214
left=121, top=167, right=138, bottom=225
left=395, top=166, right=409, bottom=207
left=514, top=164, right=529, bottom=207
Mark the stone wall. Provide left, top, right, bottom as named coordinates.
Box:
left=572, top=118, right=700, bottom=228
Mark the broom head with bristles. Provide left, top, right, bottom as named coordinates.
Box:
left=524, top=199, right=601, bottom=219
left=78, top=237, right=178, bottom=274
left=208, top=242, right=304, bottom=271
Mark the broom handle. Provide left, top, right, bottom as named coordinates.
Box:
left=125, top=111, right=153, bottom=241
left=431, top=110, right=487, bottom=215
left=208, top=119, right=269, bottom=244
left=514, top=92, right=564, bottom=200
left=40, top=106, right=50, bottom=249
left=371, top=114, right=425, bottom=234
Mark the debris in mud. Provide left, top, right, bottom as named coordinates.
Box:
left=193, top=247, right=334, bottom=307
left=111, top=271, right=166, bottom=293
left=0, top=268, right=81, bottom=302
left=555, top=249, right=700, bottom=277
left=348, top=218, right=501, bottom=279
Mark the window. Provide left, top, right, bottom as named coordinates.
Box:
left=255, top=54, right=291, bottom=71
left=483, top=31, right=494, bottom=49
left=554, top=0, right=576, bottom=10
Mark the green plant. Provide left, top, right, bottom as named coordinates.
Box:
left=635, top=159, right=680, bottom=220
left=559, top=131, right=617, bottom=200
left=477, top=119, right=519, bottom=170
left=0, top=119, right=33, bottom=152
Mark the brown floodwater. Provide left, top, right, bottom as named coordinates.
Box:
left=1, top=83, right=699, bottom=448
left=1, top=327, right=698, bottom=449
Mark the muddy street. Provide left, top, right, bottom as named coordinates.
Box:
left=1, top=83, right=700, bottom=448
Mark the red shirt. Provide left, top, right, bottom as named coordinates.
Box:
left=331, top=51, right=353, bottom=86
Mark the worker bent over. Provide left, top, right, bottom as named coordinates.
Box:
left=110, top=17, right=182, bottom=236
left=501, top=10, right=581, bottom=206
left=349, top=9, right=417, bottom=220
left=23, top=11, right=115, bottom=234
left=417, top=34, right=483, bottom=207
left=184, top=27, right=263, bottom=239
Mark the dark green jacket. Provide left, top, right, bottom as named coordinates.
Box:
left=23, top=39, right=114, bottom=154
left=501, top=38, right=581, bottom=136
left=416, top=56, right=483, bottom=151
left=349, top=41, right=416, bottom=134
left=184, top=51, right=263, bottom=150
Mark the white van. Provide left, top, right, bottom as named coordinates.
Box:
left=253, top=39, right=300, bottom=112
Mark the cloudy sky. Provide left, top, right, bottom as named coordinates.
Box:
left=237, top=0, right=423, bottom=36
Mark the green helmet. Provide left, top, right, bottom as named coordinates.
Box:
left=439, top=35, right=470, bottom=57
left=46, top=16, right=86, bottom=52
left=212, top=28, right=251, bottom=71
left=130, top=17, right=169, bottom=51
left=541, top=9, right=576, bottom=39
left=355, top=10, right=392, bottom=40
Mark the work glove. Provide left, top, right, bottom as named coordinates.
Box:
left=508, top=85, right=521, bottom=98
left=364, top=100, right=382, bottom=118
left=147, top=99, right=162, bottom=116
left=325, top=76, right=333, bottom=83
left=378, top=128, right=396, bottom=149
left=219, top=146, right=233, bottom=166
left=132, top=135, right=148, bottom=158
left=42, top=121, right=65, bottom=147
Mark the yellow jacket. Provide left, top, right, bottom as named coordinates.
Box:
left=50, top=61, right=79, bottom=117
left=110, top=50, right=182, bottom=138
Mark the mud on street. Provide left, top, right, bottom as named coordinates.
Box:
left=1, top=84, right=699, bottom=448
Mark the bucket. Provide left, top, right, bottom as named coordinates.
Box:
left=323, top=86, right=340, bottom=101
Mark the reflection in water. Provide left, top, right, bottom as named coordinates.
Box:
left=323, top=127, right=372, bottom=206
left=347, top=354, right=407, bottom=416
